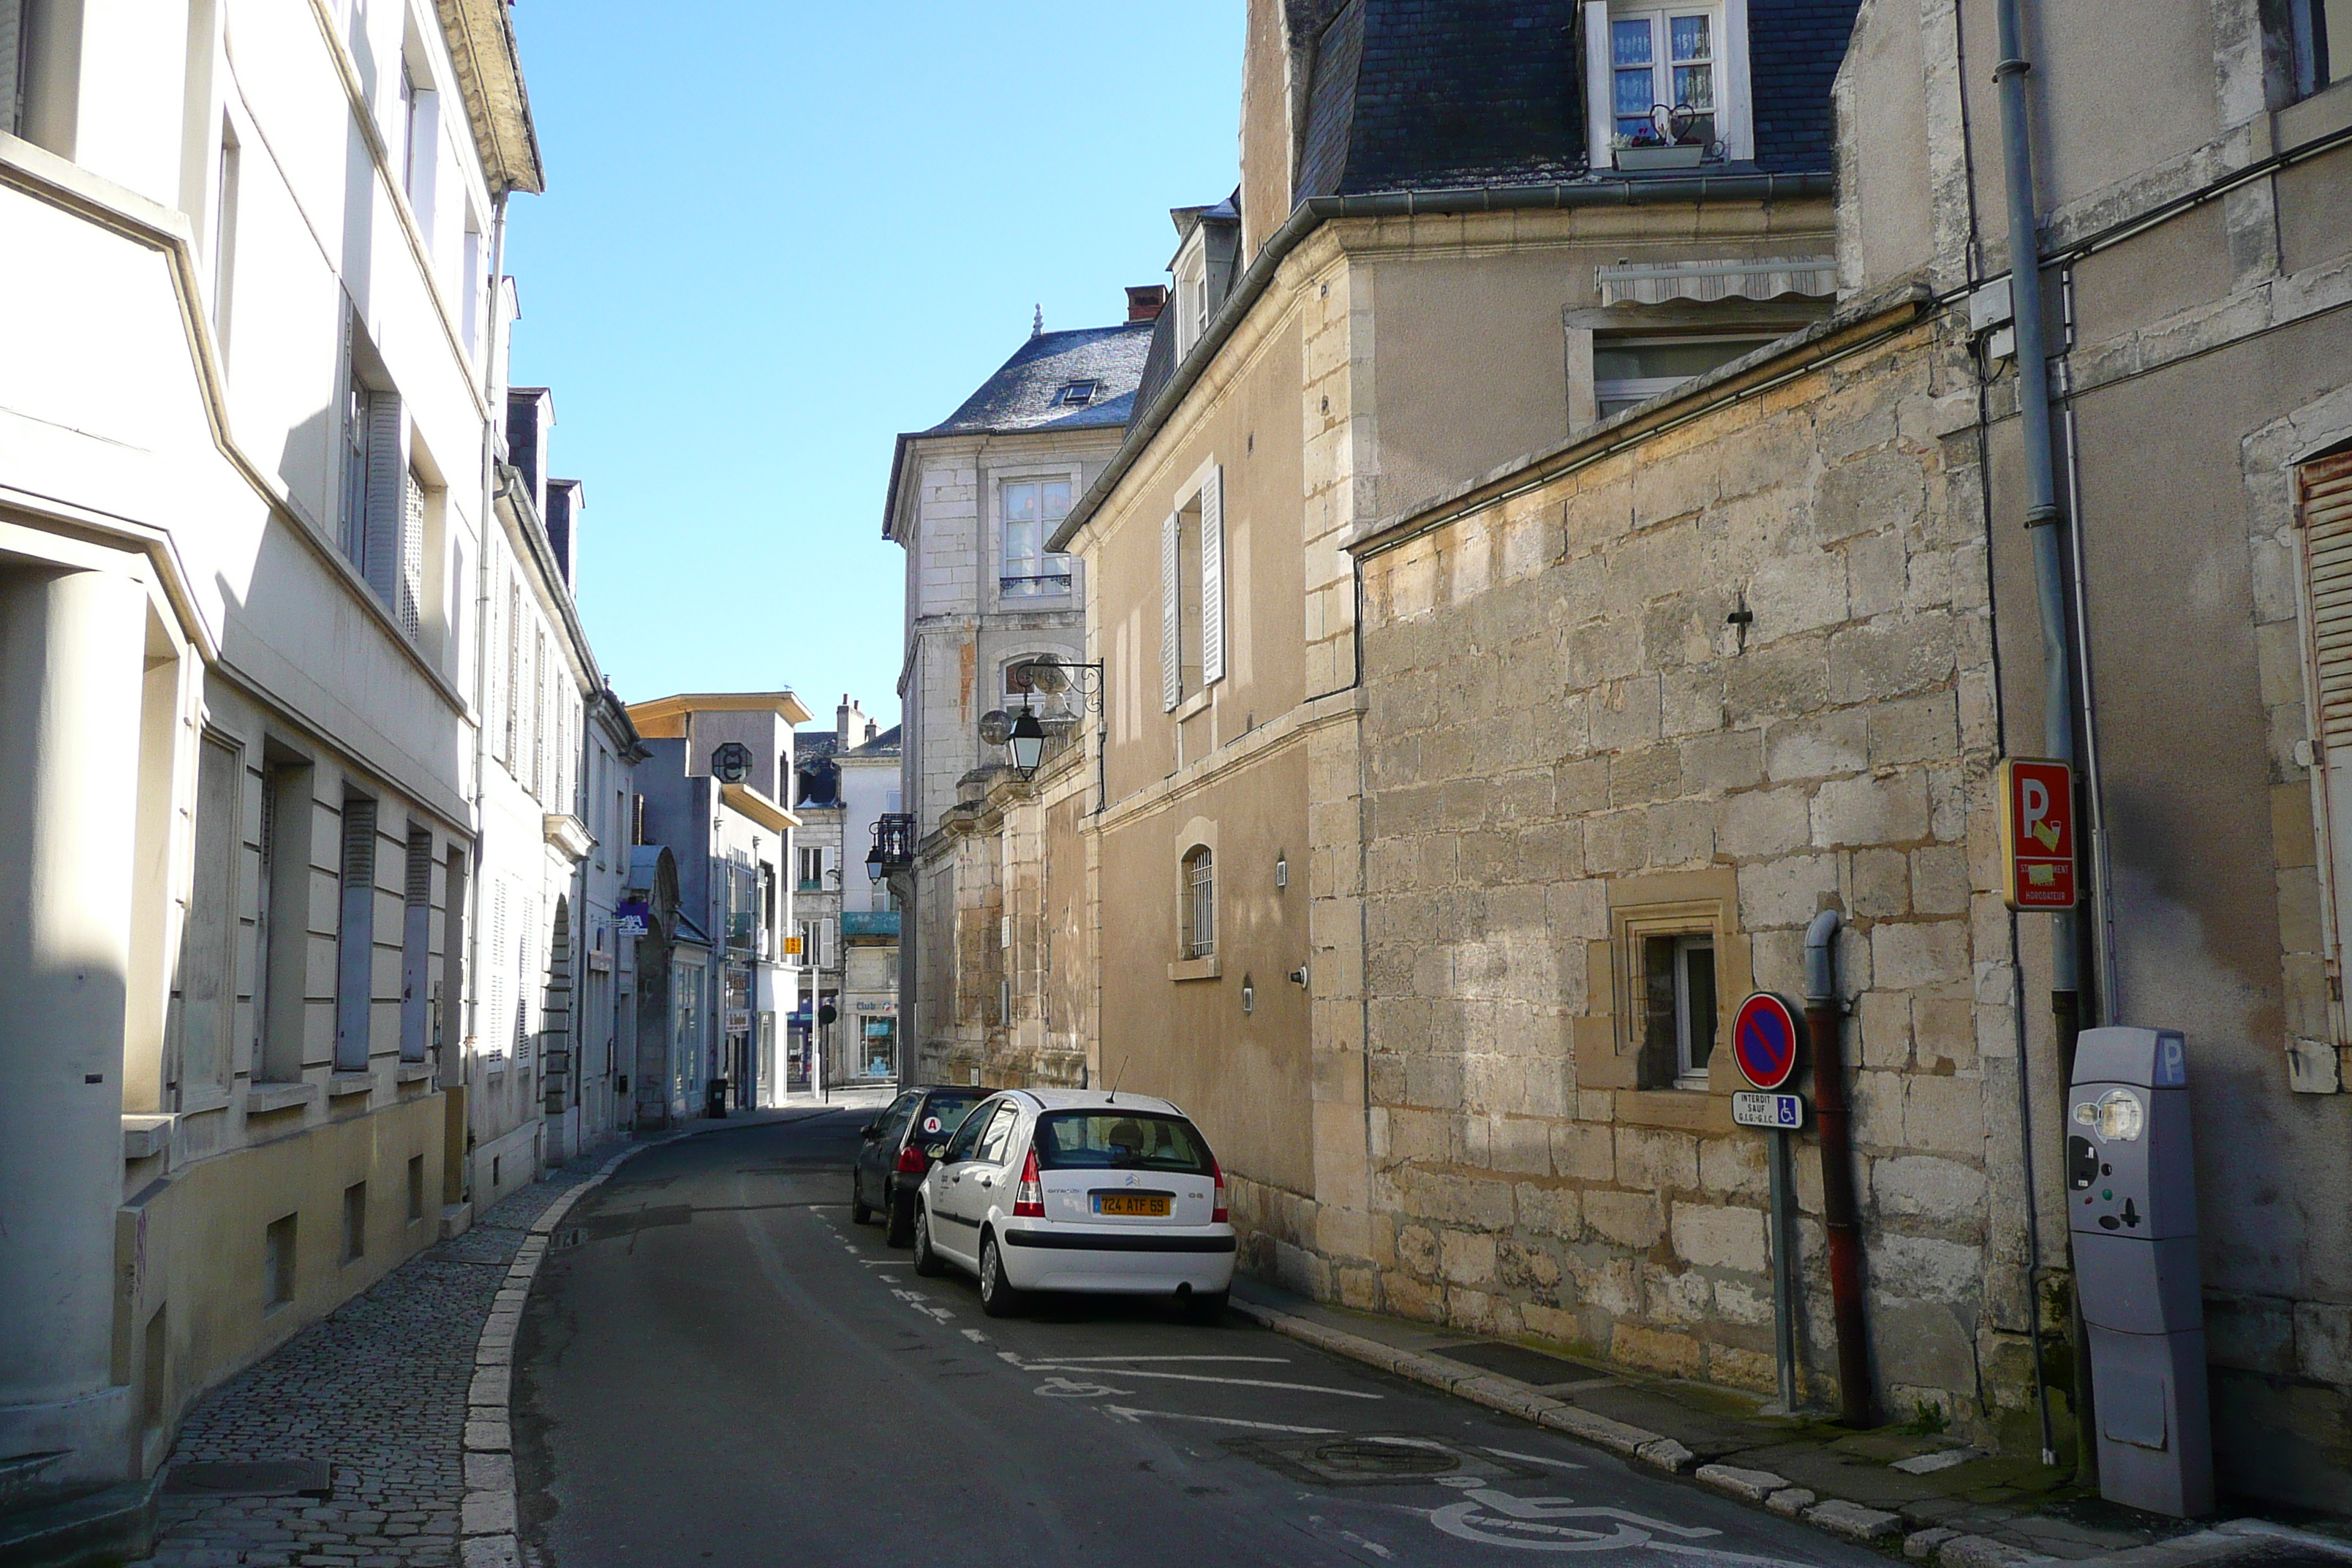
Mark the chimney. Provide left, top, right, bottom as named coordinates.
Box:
left=1126, top=284, right=1169, bottom=323
left=864, top=718, right=879, bottom=745
left=505, top=387, right=555, bottom=519
left=837, top=694, right=868, bottom=750
left=544, top=478, right=584, bottom=587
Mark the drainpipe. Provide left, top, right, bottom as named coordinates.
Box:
left=1993, top=0, right=2096, bottom=1482
left=1806, top=908, right=1873, bottom=1428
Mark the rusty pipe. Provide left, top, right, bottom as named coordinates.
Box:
left=1806, top=908, right=1874, bottom=1428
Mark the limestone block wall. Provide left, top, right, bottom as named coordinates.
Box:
left=1344, top=314, right=2035, bottom=1431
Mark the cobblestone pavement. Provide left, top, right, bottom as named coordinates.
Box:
left=130, top=1142, right=630, bottom=1568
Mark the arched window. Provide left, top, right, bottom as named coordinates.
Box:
left=1181, top=846, right=1215, bottom=960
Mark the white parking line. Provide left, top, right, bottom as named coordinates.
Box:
left=1012, top=1354, right=1291, bottom=1365
left=1016, top=1364, right=1382, bottom=1398
left=1103, top=1404, right=1338, bottom=1435
left=1483, top=1447, right=1587, bottom=1471
left=962, top=1329, right=990, bottom=1343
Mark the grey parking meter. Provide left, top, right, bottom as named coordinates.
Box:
left=2068, top=1027, right=2211, bottom=1516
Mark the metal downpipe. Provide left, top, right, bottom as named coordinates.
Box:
left=1805, top=908, right=1873, bottom=1427
left=1994, top=0, right=2095, bottom=1481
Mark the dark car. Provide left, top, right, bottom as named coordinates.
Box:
left=852, top=1085, right=986, bottom=1244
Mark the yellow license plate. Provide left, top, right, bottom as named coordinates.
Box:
left=1096, top=1194, right=1170, bottom=1217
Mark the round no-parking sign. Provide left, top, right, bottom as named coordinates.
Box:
left=1731, top=992, right=1803, bottom=1091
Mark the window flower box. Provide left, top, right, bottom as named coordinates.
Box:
left=1615, top=143, right=1705, bottom=170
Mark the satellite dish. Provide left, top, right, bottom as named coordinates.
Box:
left=978, top=709, right=1014, bottom=747
left=1020, top=654, right=1072, bottom=694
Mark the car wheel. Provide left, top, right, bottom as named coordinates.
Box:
left=849, top=1172, right=872, bottom=1226
left=1184, top=1289, right=1229, bottom=1325
left=884, top=1183, right=915, bottom=1247
left=979, top=1232, right=1024, bottom=1318
left=912, top=1207, right=946, bottom=1277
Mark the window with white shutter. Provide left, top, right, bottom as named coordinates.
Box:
left=172, top=733, right=243, bottom=1096
left=361, top=391, right=404, bottom=608
left=532, top=627, right=548, bottom=801
left=335, top=796, right=378, bottom=1073
left=487, top=878, right=509, bottom=1065
left=1161, top=510, right=1183, bottom=712
left=1199, top=464, right=1226, bottom=687
left=398, top=467, right=426, bottom=638
left=2298, top=451, right=2352, bottom=1058
left=502, top=578, right=521, bottom=767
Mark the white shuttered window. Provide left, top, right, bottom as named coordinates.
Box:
left=2298, top=450, right=2352, bottom=1060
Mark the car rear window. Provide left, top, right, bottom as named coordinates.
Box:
left=910, top=1093, right=983, bottom=1142
left=1032, top=1112, right=1213, bottom=1175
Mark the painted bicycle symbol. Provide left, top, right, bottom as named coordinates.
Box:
left=1428, top=1482, right=1724, bottom=1553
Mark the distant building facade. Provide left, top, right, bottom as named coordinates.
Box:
left=885, top=294, right=1161, bottom=1082
left=626, top=693, right=808, bottom=1112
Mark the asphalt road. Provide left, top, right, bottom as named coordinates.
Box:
left=514, top=1108, right=1887, bottom=1568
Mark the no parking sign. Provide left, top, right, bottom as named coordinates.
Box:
left=1731, top=992, right=1804, bottom=1092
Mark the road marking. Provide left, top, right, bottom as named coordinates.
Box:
left=1427, top=1488, right=1725, bottom=1555
left=1483, top=1447, right=1587, bottom=1471
left=1035, top=1376, right=1133, bottom=1398
left=1017, top=1364, right=1382, bottom=1398
left=1305, top=1516, right=1397, bottom=1561
left=1103, top=1404, right=1338, bottom=1435
left=962, top=1329, right=990, bottom=1343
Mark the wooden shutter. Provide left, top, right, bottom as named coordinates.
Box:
left=488, top=878, right=509, bottom=1058
left=173, top=734, right=243, bottom=1093
left=503, top=579, right=521, bottom=766
left=2303, top=453, right=2352, bottom=746
left=335, top=797, right=378, bottom=1072
left=1200, top=465, right=1226, bottom=686
left=2300, top=452, right=2352, bottom=1050
left=1161, top=510, right=1183, bottom=712
left=400, top=826, right=433, bottom=1063
left=362, top=391, right=404, bottom=609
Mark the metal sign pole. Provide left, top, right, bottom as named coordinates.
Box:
left=1769, top=1127, right=1798, bottom=1412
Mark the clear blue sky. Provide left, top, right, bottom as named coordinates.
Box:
left=502, top=4, right=1245, bottom=731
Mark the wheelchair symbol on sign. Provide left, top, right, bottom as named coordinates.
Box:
left=1428, top=1480, right=1725, bottom=1553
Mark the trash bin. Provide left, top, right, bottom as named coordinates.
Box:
left=706, top=1078, right=729, bottom=1120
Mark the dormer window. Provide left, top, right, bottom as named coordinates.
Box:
left=1172, top=228, right=1210, bottom=358
left=1583, top=0, right=1752, bottom=169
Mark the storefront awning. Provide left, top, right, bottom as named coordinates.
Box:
left=1597, top=256, right=1836, bottom=306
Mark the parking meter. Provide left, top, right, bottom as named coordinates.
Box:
left=2068, top=1027, right=2211, bottom=1516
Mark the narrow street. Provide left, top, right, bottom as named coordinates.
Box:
left=512, top=1112, right=1885, bottom=1568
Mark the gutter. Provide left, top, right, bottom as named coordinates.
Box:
left=1047, top=171, right=1834, bottom=555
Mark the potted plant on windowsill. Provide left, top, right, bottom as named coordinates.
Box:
left=1610, top=103, right=1711, bottom=170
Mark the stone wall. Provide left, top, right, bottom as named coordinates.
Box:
left=1344, top=308, right=2040, bottom=1433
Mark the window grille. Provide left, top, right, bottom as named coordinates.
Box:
left=1182, top=846, right=1215, bottom=960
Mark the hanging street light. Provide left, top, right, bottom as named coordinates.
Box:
left=1007, top=706, right=1047, bottom=779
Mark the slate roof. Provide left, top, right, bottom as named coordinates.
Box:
left=843, top=723, right=902, bottom=759
left=923, top=323, right=1156, bottom=437
left=1293, top=0, right=1860, bottom=193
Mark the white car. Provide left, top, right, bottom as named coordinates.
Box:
left=911, top=1088, right=1237, bottom=1320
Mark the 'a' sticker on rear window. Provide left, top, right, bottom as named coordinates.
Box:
left=923, top=1116, right=942, bottom=1133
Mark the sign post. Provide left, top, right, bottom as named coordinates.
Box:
left=1733, top=992, right=1808, bottom=1412
left=1998, top=756, right=2077, bottom=911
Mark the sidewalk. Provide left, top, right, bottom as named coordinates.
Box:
left=126, top=1138, right=638, bottom=1568
left=1229, top=1275, right=2352, bottom=1568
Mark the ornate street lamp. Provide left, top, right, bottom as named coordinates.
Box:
left=1007, top=707, right=1047, bottom=779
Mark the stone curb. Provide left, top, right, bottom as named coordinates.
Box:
left=453, top=1139, right=656, bottom=1567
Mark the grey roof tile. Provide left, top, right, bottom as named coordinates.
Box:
left=924, top=323, right=1156, bottom=437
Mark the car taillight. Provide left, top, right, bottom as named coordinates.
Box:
left=1210, top=1153, right=1229, bottom=1224
left=1013, top=1148, right=1044, bottom=1217
left=895, top=1142, right=929, bottom=1175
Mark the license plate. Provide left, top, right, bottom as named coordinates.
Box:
left=1095, top=1194, right=1170, bottom=1217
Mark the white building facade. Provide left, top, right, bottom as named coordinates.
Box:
left=0, top=0, right=545, bottom=1531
